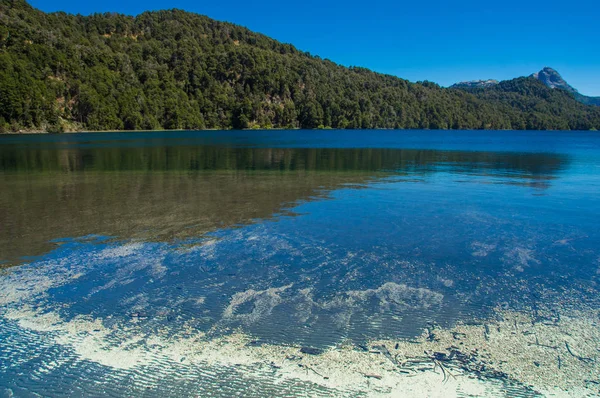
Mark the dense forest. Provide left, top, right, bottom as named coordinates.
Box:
left=1, top=0, right=599, bottom=132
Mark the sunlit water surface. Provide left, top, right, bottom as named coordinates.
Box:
left=1, top=130, right=599, bottom=397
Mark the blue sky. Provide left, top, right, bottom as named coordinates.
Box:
left=29, top=0, right=600, bottom=96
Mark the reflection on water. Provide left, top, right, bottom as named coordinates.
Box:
left=0, top=144, right=566, bottom=264
left=1, top=131, right=599, bottom=397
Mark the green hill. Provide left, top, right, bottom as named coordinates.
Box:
left=1, top=0, right=599, bottom=132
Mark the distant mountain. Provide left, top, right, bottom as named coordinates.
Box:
left=531, top=67, right=577, bottom=93
left=450, top=80, right=499, bottom=89
left=574, top=93, right=600, bottom=106
left=452, top=67, right=600, bottom=106
left=531, top=67, right=600, bottom=106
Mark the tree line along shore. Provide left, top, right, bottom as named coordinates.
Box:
left=1, top=0, right=600, bottom=133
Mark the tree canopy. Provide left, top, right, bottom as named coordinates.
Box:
left=1, top=0, right=599, bottom=132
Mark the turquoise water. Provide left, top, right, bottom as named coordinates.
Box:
left=0, top=130, right=599, bottom=396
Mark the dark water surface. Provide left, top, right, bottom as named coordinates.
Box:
left=1, top=130, right=599, bottom=396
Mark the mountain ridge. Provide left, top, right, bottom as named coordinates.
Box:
left=1, top=0, right=599, bottom=132
left=451, top=67, right=600, bottom=107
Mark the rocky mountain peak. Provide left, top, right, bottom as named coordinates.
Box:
left=449, top=79, right=499, bottom=89
left=531, top=67, right=578, bottom=93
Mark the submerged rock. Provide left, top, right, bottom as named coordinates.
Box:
left=300, top=347, right=324, bottom=355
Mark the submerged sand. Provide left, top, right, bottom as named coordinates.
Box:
left=3, top=304, right=598, bottom=397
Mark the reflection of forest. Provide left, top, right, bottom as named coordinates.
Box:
left=0, top=145, right=566, bottom=175
left=0, top=171, right=379, bottom=264
left=0, top=146, right=567, bottom=263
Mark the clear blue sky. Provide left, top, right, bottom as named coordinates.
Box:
left=29, top=0, right=600, bottom=96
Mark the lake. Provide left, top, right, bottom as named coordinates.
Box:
left=1, top=130, right=599, bottom=397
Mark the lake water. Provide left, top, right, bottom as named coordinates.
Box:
left=0, top=130, right=599, bottom=397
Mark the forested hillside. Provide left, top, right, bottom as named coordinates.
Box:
left=1, top=0, right=599, bottom=132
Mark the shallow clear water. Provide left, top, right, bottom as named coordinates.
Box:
left=1, top=130, right=599, bottom=397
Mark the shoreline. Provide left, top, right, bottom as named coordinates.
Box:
left=2, top=127, right=598, bottom=135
